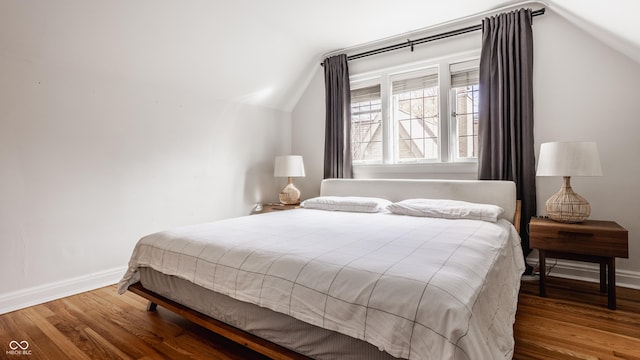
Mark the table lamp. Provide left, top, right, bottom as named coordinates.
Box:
left=536, top=141, right=602, bottom=223
left=274, top=155, right=305, bottom=205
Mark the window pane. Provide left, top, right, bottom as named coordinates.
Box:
left=453, top=84, right=479, bottom=158
left=392, top=83, right=439, bottom=161
left=351, top=85, right=382, bottom=162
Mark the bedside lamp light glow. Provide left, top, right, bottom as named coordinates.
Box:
left=536, top=141, right=602, bottom=223
left=274, top=155, right=305, bottom=205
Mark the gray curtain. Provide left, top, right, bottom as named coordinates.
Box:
left=478, top=9, right=537, bottom=266
left=323, top=54, right=352, bottom=179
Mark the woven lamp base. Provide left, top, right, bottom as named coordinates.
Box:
left=279, top=177, right=301, bottom=205
left=545, top=176, right=590, bottom=223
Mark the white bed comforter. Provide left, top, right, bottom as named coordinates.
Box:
left=119, top=209, right=524, bottom=360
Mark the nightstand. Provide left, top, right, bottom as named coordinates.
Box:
left=251, top=203, right=300, bottom=215
left=529, top=217, right=628, bottom=309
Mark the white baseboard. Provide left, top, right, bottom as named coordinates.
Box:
left=526, top=253, right=640, bottom=290
left=0, top=266, right=127, bottom=315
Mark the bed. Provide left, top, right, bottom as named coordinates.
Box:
left=118, top=179, right=525, bottom=359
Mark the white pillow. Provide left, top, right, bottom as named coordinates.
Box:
left=386, top=198, right=504, bottom=222
left=301, top=196, right=391, bottom=213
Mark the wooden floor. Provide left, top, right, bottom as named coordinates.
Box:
left=1, top=277, right=639, bottom=359
left=516, top=277, right=640, bottom=360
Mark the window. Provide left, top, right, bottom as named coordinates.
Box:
left=350, top=57, right=480, bottom=166
left=351, top=85, right=382, bottom=162
left=392, top=69, right=439, bottom=162
left=450, top=60, right=480, bottom=160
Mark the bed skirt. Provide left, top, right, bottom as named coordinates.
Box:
left=139, top=267, right=400, bottom=360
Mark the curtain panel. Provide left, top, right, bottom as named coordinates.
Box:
left=323, top=54, right=352, bottom=179
left=478, top=8, right=537, bottom=264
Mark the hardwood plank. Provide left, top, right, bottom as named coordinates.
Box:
left=56, top=297, right=154, bottom=360
left=82, top=327, right=132, bottom=360
left=516, top=311, right=640, bottom=358
left=43, top=298, right=128, bottom=360
left=77, top=293, right=203, bottom=360
left=516, top=299, right=640, bottom=338
left=1, top=310, right=75, bottom=360
left=515, top=277, right=640, bottom=360
left=515, top=336, right=601, bottom=360
left=21, top=307, right=93, bottom=360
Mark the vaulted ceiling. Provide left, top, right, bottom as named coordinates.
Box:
left=3, top=0, right=638, bottom=111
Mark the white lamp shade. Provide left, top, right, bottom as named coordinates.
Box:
left=536, top=141, right=602, bottom=177
left=274, top=155, right=305, bottom=177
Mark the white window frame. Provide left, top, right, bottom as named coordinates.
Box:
left=390, top=66, right=440, bottom=164
left=449, top=58, right=481, bottom=163
left=350, top=76, right=384, bottom=164
left=350, top=52, right=480, bottom=172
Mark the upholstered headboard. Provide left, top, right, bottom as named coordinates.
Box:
left=320, top=179, right=518, bottom=224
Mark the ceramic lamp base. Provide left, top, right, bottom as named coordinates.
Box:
left=279, top=177, right=301, bottom=205
left=545, top=176, right=590, bottom=223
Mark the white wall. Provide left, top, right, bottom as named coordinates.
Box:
left=292, top=9, right=640, bottom=282
left=291, top=70, right=326, bottom=199
left=532, top=11, right=640, bottom=279
left=0, top=8, right=290, bottom=313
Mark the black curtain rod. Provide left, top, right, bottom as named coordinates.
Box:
left=322, top=7, right=545, bottom=65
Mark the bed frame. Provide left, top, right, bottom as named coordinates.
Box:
left=127, top=179, right=520, bottom=359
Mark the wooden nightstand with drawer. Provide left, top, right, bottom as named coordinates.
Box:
left=529, top=217, right=628, bottom=309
